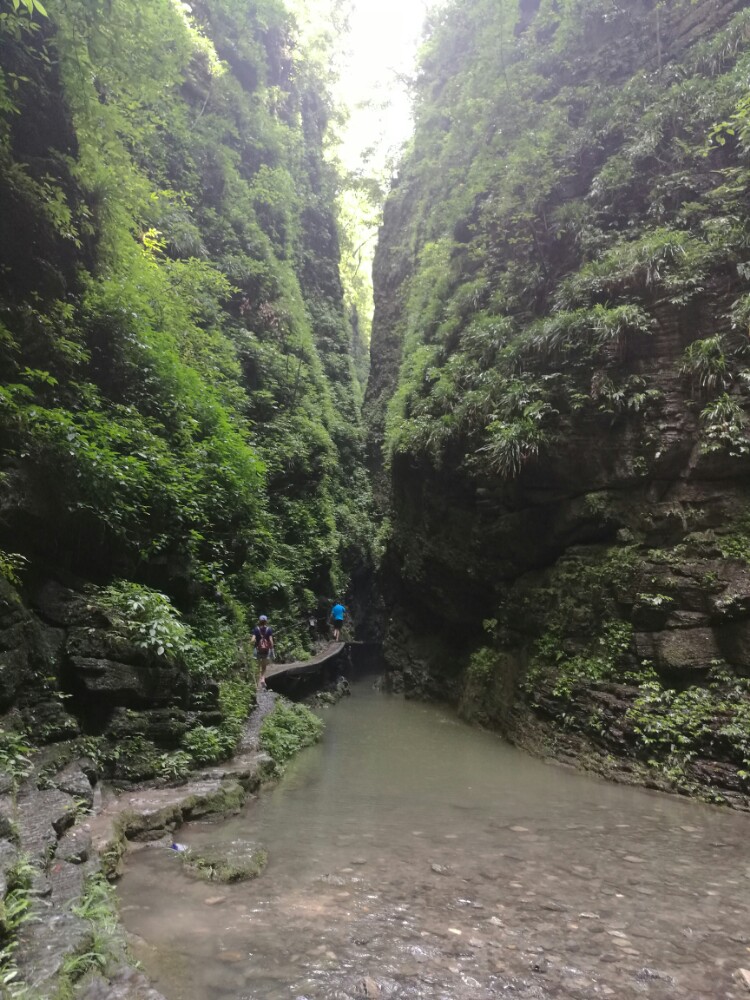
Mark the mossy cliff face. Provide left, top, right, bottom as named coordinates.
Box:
left=368, top=0, right=750, bottom=805
left=0, top=1, right=372, bottom=754
left=0, top=0, right=371, bottom=639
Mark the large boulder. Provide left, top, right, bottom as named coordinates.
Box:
left=67, top=656, right=187, bottom=709
left=32, top=581, right=95, bottom=628
left=65, top=626, right=188, bottom=711
left=106, top=707, right=190, bottom=747
left=0, top=579, right=72, bottom=714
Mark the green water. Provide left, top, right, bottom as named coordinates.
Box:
left=118, top=679, right=750, bottom=999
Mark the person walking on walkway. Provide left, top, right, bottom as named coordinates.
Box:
left=251, top=614, right=274, bottom=691
left=329, top=601, right=346, bottom=641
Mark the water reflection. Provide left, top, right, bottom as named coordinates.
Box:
left=118, top=681, right=750, bottom=999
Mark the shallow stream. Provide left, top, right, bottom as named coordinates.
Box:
left=118, top=678, right=750, bottom=999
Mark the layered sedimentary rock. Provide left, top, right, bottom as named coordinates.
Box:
left=367, top=0, right=750, bottom=805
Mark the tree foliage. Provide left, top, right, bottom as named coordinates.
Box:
left=379, top=0, right=750, bottom=480
left=0, top=0, right=372, bottom=657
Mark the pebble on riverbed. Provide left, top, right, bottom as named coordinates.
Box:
left=430, top=863, right=453, bottom=875
left=357, top=977, right=380, bottom=998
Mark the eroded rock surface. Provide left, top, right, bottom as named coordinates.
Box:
left=0, top=690, right=276, bottom=997
left=366, top=0, right=750, bottom=807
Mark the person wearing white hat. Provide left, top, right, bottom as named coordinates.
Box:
left=251, top=614, right=274, bottom=690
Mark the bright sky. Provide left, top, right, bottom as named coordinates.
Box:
left=335, top=0, right=438, bottom=174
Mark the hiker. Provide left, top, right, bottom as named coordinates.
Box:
left=251, top=614, right=274, bottom=690
left=329, top=600, right=346, bottom=641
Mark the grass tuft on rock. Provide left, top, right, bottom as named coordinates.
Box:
left=259, top=699, right=324, bottom=767
left=182, top=846, right=267, bottom=883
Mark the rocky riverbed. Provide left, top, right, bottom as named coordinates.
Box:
left=118, top=681, right=750, bottom=1000
left=0, top=690, right=278, bottom=999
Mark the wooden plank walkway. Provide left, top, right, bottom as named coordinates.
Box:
left=265, top=641, right=346, bottom=681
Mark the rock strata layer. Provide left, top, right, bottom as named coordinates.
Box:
left=367, top=0, right=750, bottom=807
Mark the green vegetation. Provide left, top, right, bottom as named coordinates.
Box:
left=0, top=0, right=376, bottom=807
left=0, top=552, right=27, bottom=587
left=0, top=729, right=32, bottom=789
left=181, top=725, right=237, bottom=766
left=626, top=668, right=750, bottom=789
left=375, top=1, right=750, bottom=479
left=259, top=698, right=323, bottom=766
left=0, top=0, right=372, bottom=705
left=516, top=547, right=640, bottom=699
left=367, top=0, right=750, bottom=804
left=52, top=875, right=122, bottom=1000
left=0, top=855, right=35, bottom=997
left=90, top=581, right=195, bottom=661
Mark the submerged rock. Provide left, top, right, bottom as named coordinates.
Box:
left=181, top=842, right=268, bottom=883
left=357, top=976, right=380, bottom=998
left=430, top=863, right=453, bottom=875
left=79, top=966, right=168, bottom=1000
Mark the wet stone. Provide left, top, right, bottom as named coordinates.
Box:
left=78, top=966, right=168, bottom=1000
left=357, top=976, right=380, bottom=998
left=49, top=858, right=92, bottom=906
left=635, top=967, right=675, bottom=984
left=16, top=787, right=77, bottom=861
left=53, top=763, right=94, bottom=807
left=16, top=909, right=91, bottom=995
left=57, top=825, right=92, bottom=864
left=29, top=869, right=52, bottom=898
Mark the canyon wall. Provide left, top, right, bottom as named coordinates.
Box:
left=367, top=0, right=750, bottom=807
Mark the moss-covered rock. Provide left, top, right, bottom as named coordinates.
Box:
left=181, top=843, right=267, bottom=883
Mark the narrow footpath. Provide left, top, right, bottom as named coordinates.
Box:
left=265, top=642, right=345, bottom=682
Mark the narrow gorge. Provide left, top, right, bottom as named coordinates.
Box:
left=1, top=0, right=750, bottom=997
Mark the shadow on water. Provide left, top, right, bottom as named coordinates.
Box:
left=117, top=673, right=750, bottom=1000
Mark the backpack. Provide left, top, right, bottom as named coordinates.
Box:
left=257, top=627, right=271, bottom=654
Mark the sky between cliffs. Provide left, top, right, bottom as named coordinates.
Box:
left=336, top=0, right=438, bottom=174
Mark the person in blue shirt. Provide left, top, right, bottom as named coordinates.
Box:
left=329, top=601, right=346, bottom=641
